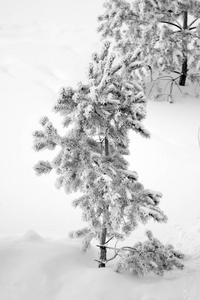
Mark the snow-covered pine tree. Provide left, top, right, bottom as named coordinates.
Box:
left=33, top=42, right=180, bottom=271
left=98, top=0, right=200, bottom=86
left=98, top=0, right=155, bottom=83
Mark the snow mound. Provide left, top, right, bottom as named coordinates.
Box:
left=22, top=230, right=44, bottom=242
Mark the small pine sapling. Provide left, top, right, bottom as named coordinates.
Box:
left=33, top=42, right=184, bottom=274
left=98, top=0, right=200, bottom=87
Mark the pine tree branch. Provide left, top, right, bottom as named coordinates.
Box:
left=189, top=17, right=200, bottom=28
left=159, top=20, right=182, bottom=30
left=111, top=65, right=122, bottom=76
left=189, top=26, right=197, bottom=31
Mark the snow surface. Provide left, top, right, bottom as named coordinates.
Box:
left=0, top=0, right=200, bottom=299
left=0, top=231, right=200, bottom=300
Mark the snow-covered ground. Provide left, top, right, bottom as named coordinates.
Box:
left=0, top=230, right=199, bottom=300
left=0, top=1, right=200, bottom=299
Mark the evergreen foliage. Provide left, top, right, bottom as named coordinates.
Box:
left=33, top=42, right=184, bottom=273
left=115, top=230, right=184, bottom=276
left=98, top=0, right=200, bottom=86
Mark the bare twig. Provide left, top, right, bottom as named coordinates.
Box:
left=189, top=26, right=197, bottom=31
left=174, top=79, right=183, bottom=94
left=149, top=74, right=182, bottom=102
left=159, top=20, right=182, bottom=30
left=96, top=238, right=140, bottom=264
left=189, top=17, right=200, bottom=28
left=106, top=253, right=118, bottom=262
left=97, top=244, right=118, bottom=251
left=97, top=244, right=138, bottom=252
left=105, top=236, right=114, bottom=244
left=148, top=77, right=159, bottom=96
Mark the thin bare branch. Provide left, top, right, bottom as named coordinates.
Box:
left=105, top=236, right=114, bottom=244
left=149, top=74, right=182, bottom=102
left=148, top=75, right=174, bottom=96
left=120, top=246, right=137, bottom=252
left=189, top=17, right=200, bottom=28
left=189, top=26, right=197, bottom=31
left=164, top=79, right=172, bottom=92
left=172, top=71, right=181, bottom=75
left=97, top=244, right=138, bottom=252
left=174, top=79, right=183, bottom=94
left=97, top=244, right=118, bottom=251
left=159, top=20, right=182, bottom=30
left=106, top=253, right=118, bottom=262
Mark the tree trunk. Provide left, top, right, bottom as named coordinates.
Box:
left=179, top=11, right=188, bottom=86
left=98, top=227, right=107, bottom=268
left=105, top=135, right=109, bottom=156
left=98, top=136, right=109, bottom=268
left=179, top=58, right=188, bottom=86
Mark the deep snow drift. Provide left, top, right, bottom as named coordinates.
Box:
left=0, top=0, right=200, bottom=299
left=0, top=229, right=200, bottom=300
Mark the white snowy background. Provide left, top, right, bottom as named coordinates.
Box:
left=0, top=1, right=200, bottom=299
